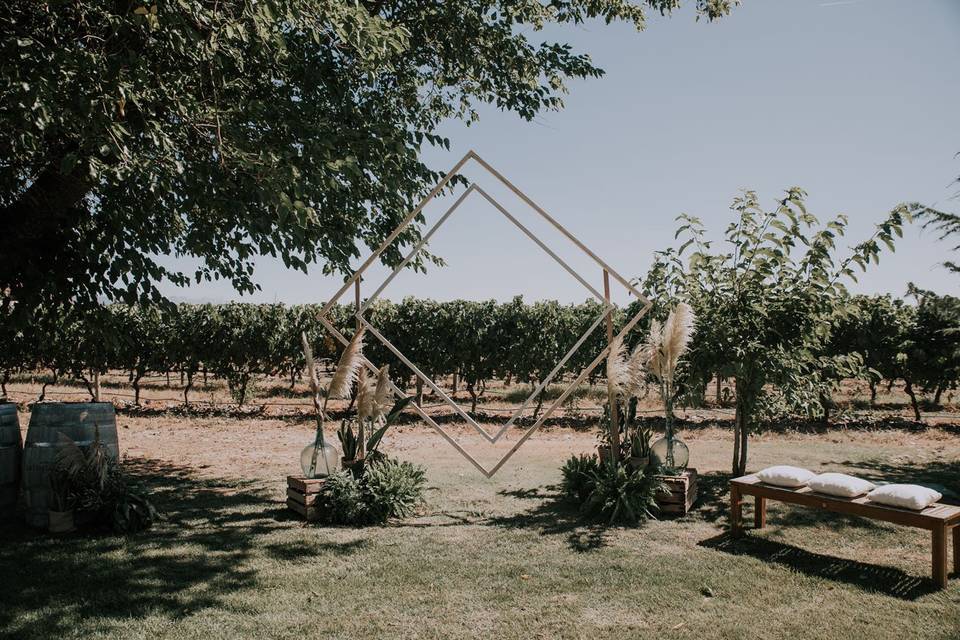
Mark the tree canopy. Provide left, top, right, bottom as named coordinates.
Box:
left=645, top=189, right=919, bottom=474
left=0, top=0, right=733, bottom=321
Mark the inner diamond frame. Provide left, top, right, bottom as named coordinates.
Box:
left=318, top=150, right=651, bottom=477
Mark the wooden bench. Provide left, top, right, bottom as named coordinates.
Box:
left=730, top=474, right=960, bottom=588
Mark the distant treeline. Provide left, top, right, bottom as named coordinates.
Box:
left=1, top=293, right=957, bottom=418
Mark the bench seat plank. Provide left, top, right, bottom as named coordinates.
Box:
left=732, top=474, right=960, bottom=529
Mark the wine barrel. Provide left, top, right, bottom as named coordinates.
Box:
left=0, top=403, right=22, bottom=515
left=22, top=402, right=119, bottom=528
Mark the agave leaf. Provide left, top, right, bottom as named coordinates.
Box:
left=385, top=396, right=413, bottom=425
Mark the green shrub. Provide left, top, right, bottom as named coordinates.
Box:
left=365, top=459, right=427, bottom=520
left=317, top=460, right=427, bottom=525
left=582, top=461, right=666, bottom=525
left=560, top=453, right=599, bottom=503
left=318, top=471, right=371, bottom=525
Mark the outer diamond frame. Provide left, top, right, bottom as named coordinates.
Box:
left=318, top=151, right=651, bottom=477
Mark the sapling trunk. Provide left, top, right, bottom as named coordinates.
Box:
left=904, top=379, right=921, bottom=421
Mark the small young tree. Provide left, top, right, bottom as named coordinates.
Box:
left=898, top=287, right=960, bottom=417
left=652, top=189, right=917, bottom=475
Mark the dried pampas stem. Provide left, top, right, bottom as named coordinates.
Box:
left=605, top=335, right=630, bottom=396
left=300, top=332, right=320, bottom=398
left=356, top=368, right=376, bottom=421
left=327, top=328, right=366, bottom=399
left=373, top=364, right=391, bottom=418
left=662, top=302, right=695, bottom=382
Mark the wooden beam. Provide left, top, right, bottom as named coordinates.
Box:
left=603, top=270, right=620, bottom=462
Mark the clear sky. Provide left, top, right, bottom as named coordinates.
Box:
left=160, top=0, right=960, bottom=306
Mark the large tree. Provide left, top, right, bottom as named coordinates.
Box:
left=0, top=0, right=733, bottom=320
left=647, top=189, right=918, bottom=475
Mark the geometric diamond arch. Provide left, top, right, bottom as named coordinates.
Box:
left=318, top=150, right=651, bottom=477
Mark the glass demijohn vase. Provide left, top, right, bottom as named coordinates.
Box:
left=300, top=440, right=341, bottom=478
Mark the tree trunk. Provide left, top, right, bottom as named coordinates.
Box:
left=819, top=392, right=831, bottom=424
left=467, top=382, right=478, bottom=414
left=733, top=377, right=750, bottom=476
left=869, top=380, right=877, bottom=406
left=133, top=373, right=143, bottom=406
left=415, top=378, right=424, bottom=406
left=715, top=376, right=722, bottom=406
left=904, top=379, right=921, bottom=421
left=184, top=372, right=194, bottom=406
left=933, top=385, right=943, bottom=407
left=1, top=371, right=8, bottom=398
left=0, top=157, right=91, bottom=304
left=452, top=371, right=458, bottom=395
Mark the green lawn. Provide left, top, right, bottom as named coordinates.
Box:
left=2, top=426, right=959, bottom=640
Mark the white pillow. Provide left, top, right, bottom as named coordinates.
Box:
left=756, top=465, right=815, bottom=488
left=867, top=484, right=942, bottom=511
left=808, top=473, right=875, bottom=498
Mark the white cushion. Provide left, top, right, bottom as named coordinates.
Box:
left=756, top=465, right=815, bottom=488
left=867, top=484, right=942, bottom=511
left=808, top=473, right=875, bottom=498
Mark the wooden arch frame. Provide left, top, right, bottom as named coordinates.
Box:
left=318, top=151, right=652, bottom=477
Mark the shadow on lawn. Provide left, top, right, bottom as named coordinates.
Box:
left=699, top=532, right=939, bottom=600
left=487, top=485, right=613, bottom=553
left=0, top=457, right=301, bottom=639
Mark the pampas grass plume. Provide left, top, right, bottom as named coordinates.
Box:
left=328, top=328, right=365, bottom=399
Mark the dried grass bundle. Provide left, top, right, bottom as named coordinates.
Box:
left=635, top=303, right=696, bottom=385
left=327, top=328, right=366, bottom=399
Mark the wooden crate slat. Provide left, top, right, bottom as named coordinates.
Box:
left=286, top=498, right=321, bottom=522
left=654, top=468, right=698, bottom=515
left=287, top=487, right=320, bottom=507
left=287, top=475, right=327, bottom=494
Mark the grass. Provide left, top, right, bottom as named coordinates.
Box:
left=1, top=425, right=959, bottom=639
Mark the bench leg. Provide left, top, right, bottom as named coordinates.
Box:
left=730, top=485, right=743, bottom=538
left=933, top=525, right=948, bottom=589
left=754, top=496, right=767, bottom=529
left=953, top=526, right=959, bottom=577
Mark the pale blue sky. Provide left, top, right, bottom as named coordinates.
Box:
left=162, top=0, right=960, bottom=306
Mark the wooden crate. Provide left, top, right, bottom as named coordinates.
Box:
left=286, top=476, right=326, bottom=522
left=654, top=468, right=698, bottom=515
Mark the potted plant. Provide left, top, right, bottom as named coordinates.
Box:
left=606, top=303, right=696, bottom=474
left=47, top=465, right=75, bottom=534
left=627, top=422, right=653, bottom=471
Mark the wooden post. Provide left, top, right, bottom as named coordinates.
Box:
left=933, top=525, right=948, bottom=588
left=603, top=270, right=620, bottom=462
left=754, top=496, right=767, bottom=529
left=730, top=484, right=743, bottom=538
left=355, top=278, right=362, bottom=333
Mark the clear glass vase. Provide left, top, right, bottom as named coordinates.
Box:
left=300, top=440, right=341, bottom=478
left=651, top=436, right=689, bottom=472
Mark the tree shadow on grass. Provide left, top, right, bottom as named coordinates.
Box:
left=0, top=457, right=316, bottom=640
left=485, top=485, right=614, bottom=553
left=699, top=532, right=940, bottom=600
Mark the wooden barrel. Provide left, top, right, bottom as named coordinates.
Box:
left=0, top=403, right=22, bottom=515
left=22, top=402, right=119, bottom=528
